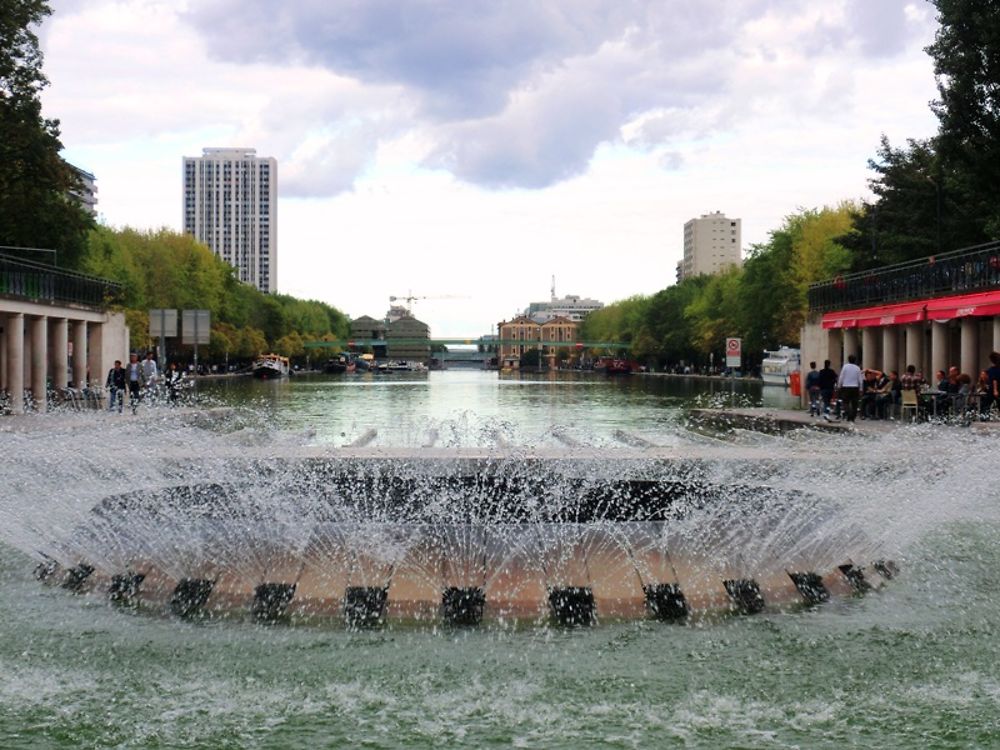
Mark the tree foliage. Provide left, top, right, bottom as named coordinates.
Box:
left=583, top=207, right=853, bottom=369
left=81, top=226, right=349, bottom=361
left=0, top=0, right=93, bottom=267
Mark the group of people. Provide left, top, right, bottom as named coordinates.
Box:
left=105, top=352, right=185, bottom=413
left=804, top=351, right=1000, bottom=423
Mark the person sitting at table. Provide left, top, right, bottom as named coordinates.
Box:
left=900, top=364, right=925, bottom=392
left=930, top=369, right=951, bottom=416
left=875, top=370, right=901, bottom=419
left=953, top=372, right=973, bottom=418
left=859, top=368, right=881, bottom=419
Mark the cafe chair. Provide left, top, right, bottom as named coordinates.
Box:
left=900, top=388, right=919, bottom=422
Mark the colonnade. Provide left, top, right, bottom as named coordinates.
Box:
left=0, top=301, right=128, bottom=414
left=804, top=315, right=1000, bottom=384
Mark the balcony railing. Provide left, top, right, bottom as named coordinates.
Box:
left=808, top=241, right=1000, bottom=313
left=0, top=253, right=123, bottom=308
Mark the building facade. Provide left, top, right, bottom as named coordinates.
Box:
left=801, top=242, right=1000, bottom=406
left=386, top=315, right=430, bottom=361
left=525, top=294, right=603, bottom=323
left=183, top=148, right=277, bottom=293
left=679, top=211, right=742, bottom=281
left=67, top=164, right=98, bottom=217
left=497, top=315, right=578, bottom=366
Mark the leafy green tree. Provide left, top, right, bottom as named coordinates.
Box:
left=0, top=0, right=93, bottom=267
left=927, top=0, right=1000, bottom=237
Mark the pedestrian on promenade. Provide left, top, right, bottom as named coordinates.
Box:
left=805, top=361, right=822, bottom=416
left=817, top=359, right=838, bottom=415
left=126, top=352, right=142, bottom=414
left=165, top=362, right=183, bottom=405
left=836, top=354, right=863, bottom=423
left=105, top=360, right=126, bottom=413
left=141, top=351, right=158, bottom=402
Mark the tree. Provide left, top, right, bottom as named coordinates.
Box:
left=0, top=0, right=93, bottom=267
left=927, top=0, right=1000, bottom=237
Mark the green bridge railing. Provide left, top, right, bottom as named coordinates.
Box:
left=304, top=338, right=631, bottom=350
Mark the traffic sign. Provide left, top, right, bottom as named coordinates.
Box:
left=725, top=337, right=742, bottom=368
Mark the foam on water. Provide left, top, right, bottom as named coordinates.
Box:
left=2, top=394, right=1000, bottom=748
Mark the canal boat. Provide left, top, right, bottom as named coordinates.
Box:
left=324, top=354, right=356, bottom=374
left=252, top=353, right=290, bottom=380
left=761, top=346, right=801, bottom=386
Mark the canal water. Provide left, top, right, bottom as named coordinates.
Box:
left=2, top=371, right=998, bottom=749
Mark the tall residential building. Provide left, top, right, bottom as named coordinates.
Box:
left=183, top=148, right=277, bottom=293
left=678, top=211, right=741, bottom=282
left=67, top=163, right=97, bottom=216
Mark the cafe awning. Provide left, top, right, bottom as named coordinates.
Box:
left=821, top=300, right=926, bottom=329
left=924, top=290, right=1000, bottom=321
left=821, top=289, right=1000, bottom=329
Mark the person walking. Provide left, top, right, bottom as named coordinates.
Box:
left=105, top=360, right=127, bottom=413
left=805, top=361, right=822, bottom=416
left=983, top=351, right=1000, bottom=420
left=836, top=354, right=864, bottom=423
left=817, top=359, right=838, bottom=415
left=125, top=352, right=142, bottom=414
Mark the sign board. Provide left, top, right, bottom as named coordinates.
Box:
left=149, top=309, right=178, bottom=338
left=725, top=337, right=742, bottom=368
left=182, top=309, right=211, bottom=345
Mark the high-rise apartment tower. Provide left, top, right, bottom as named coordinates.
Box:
left=677, top=211, right=741, bottom=282
left=183, top=148, right=277, bottom=293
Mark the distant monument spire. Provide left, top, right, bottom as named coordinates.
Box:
left=551, top=274, right=556, bottom=302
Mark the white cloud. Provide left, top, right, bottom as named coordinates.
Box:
left=40, top=0, right=941, bottom=336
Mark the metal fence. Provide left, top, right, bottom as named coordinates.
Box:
left=0, top=253, right=122, bottom=308
left=808, top=241, right=1000, bottom=312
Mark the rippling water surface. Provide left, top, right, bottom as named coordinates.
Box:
left=2, top=371, right=998, bottom=749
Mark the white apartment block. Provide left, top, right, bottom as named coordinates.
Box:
left=183, top=148, right=277, bottom=293
left=679, top=211, right=742, bottom=281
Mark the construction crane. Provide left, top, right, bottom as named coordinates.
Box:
left=389, top=293, right=468, bottom=307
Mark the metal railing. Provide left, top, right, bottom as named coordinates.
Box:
left=0, top=253, right=123, bottom=308
left=808, top=241, right=1000, bottom=312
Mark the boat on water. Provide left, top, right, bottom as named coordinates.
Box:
left=761, top=346, right=801, bottom=386
left=595, top=358, right=633, bottom=375
left=324, top=354, right=356, bottom=374
left=252, top=353, right=290, bottom=380
left=354, top=353, right=374, bottom=372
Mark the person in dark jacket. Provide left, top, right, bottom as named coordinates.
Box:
left=105, top=360, right=127, bottom=413
left=817, top=360, right=838, bottom=414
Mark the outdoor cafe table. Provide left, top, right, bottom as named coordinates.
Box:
left=920, top=389, right=946, bottom=418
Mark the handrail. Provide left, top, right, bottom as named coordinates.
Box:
left=808, top=241, right=1000, bottom=312
left=0, top=253, right=123, bottom=308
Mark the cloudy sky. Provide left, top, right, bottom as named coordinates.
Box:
left=42, top=0, right=941, bottom=336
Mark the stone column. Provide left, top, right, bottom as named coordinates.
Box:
left=905, top=324, right=924, bottom=375
left=843, top=329, right=859, bottom=364
left=861, top=327, right=879, bottom=369
left=993, top=317, right=1000, bottom=353
left=961, top=317, right=979, bottom=378
left=827, top=330, right=843, bottom=369
left=51, top=318, right=68, bottom=390
left=30, top=315, right=48, bottom=413
left=87, top=322, right=104, bottom=390
left=0, top=314, right=7, bottom=392
left=882, top=326, right=899, bottom=374
left=6, top=313, right=24, bottom=414
left=72, top=320, right=87, bottom=389
left=930, top=321, right=949, bottom=376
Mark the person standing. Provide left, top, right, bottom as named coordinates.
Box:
left=165, top=362, right=183, bottom=405
left=836, top=354, right=864, bottom=423
left=141, top=351, right=159, bottom=401
left=804, top=361, right=822, bottom=416
left=983, top=351, right=1000, bottom=419
left=105, top=360, right=126, bottom=413
left=126, top=352, right=142, bottom=414
left=817, top=359, right=838, bottom=415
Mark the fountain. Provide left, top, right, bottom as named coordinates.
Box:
left=14, top=427, right=896, bottom=626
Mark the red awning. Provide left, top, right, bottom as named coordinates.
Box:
left=821, top=300, right=926, bottom=330
left=821, top=289, right=1000, bottom=329
left=925, top=290, right=1000, bottom=321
